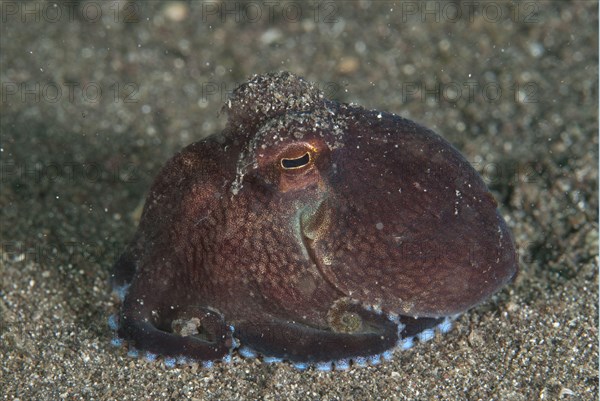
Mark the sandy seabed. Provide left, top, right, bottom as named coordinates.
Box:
left=1, top=1, right=597, bottom=400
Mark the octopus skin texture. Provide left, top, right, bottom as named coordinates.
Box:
left=110, top=72, right=518, bottom=370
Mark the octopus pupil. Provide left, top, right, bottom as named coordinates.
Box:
left=281, top=153, right=310, bottom=169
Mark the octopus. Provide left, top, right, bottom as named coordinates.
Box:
left=109, top=72, right=518, bottom=370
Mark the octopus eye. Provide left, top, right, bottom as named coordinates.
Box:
left=281, top=152, right=311, bottom=169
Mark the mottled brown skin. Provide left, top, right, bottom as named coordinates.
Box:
left=111, top=72, right=518, bottom=364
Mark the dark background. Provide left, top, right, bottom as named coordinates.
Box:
left=1, top=1, right=597, bottom=399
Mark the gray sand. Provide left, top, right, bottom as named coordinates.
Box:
left=1, top=1, right=597, bottom=400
